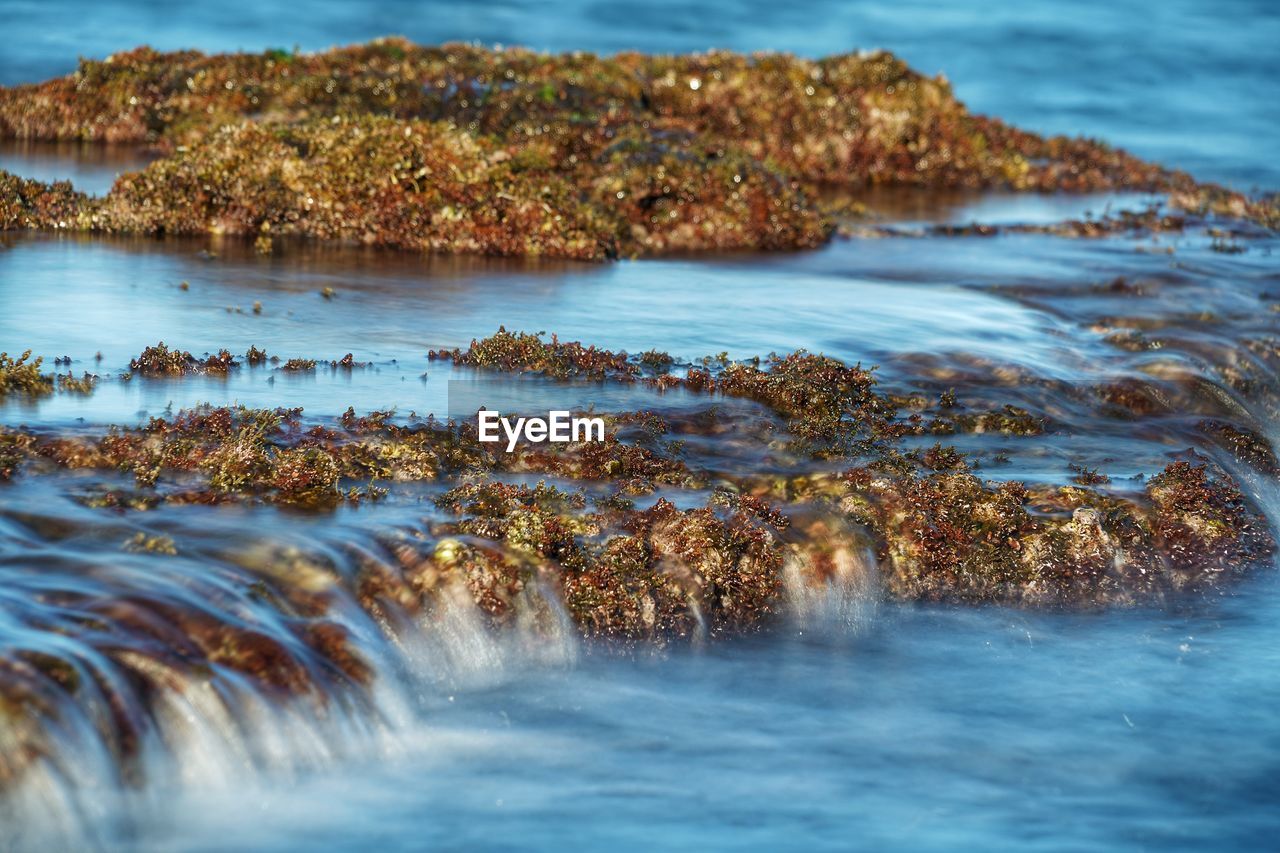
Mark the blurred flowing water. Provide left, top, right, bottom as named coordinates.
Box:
left=1, top=1, right=1279, bottom=850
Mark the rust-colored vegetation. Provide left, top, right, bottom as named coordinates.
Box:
left=2, top=40, right=1272, bottom=257
left=0, top=350, right=54, bottom=398
left=5, top=329, right=1275, bottom=611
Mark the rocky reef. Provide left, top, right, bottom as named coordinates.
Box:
left=2, top=40, right=1275, bottom=257
left=2, top=321, right=1277, bottom=802
left=3, top=332, right=1273, bottom=623
left=1, top=40, right=1278, bottom=815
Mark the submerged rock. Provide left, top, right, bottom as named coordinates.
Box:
left=4, top=331, right=1274, bottom=613
left=0, top=330, right=1276, bottom=801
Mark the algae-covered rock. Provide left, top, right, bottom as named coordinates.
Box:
left=0, top=350, right=54, bottom=398
left=0, top=40, right=1172, bottom=192
left=95, top=118, right=620, bottom=259
left=48, top=114, right=824, bottom=259
left=2, top=331, right=1276, bottom=615
left=843, top=462, right=1273, bottom=606
left=0, top=170, right=87, bottom=229
left=5, top=40, right=1271, bottom=257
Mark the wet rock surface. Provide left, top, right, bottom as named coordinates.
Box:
left=2, top=322, right=1276, bottom=800
left=2, top=331, right=1274, bottom=617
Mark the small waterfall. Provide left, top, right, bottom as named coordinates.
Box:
left=0, top=493, right=586, bottom=849
left=782, top=531, right=880, bottom=636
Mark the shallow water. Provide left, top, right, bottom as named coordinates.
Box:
left=2, top=467, right=1278, bottom=851
left=3, top=223, right=1275, bottom=486
left=147, top=583, right=1280, bottom=852
left=3, top=216, right=1279, bottom=848
left=2, top=479, right=1277, bottom=851
left=2, top=2, right=1280, bottom=850
left=0, top=140, right=156, bottom=196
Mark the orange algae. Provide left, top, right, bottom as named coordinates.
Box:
left=3, top=40, right=1272, bottom=258
left=3, top=329, right=1274, bottom=609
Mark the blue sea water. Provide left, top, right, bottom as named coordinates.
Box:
left=1, top=2, right=1279, bottom=851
